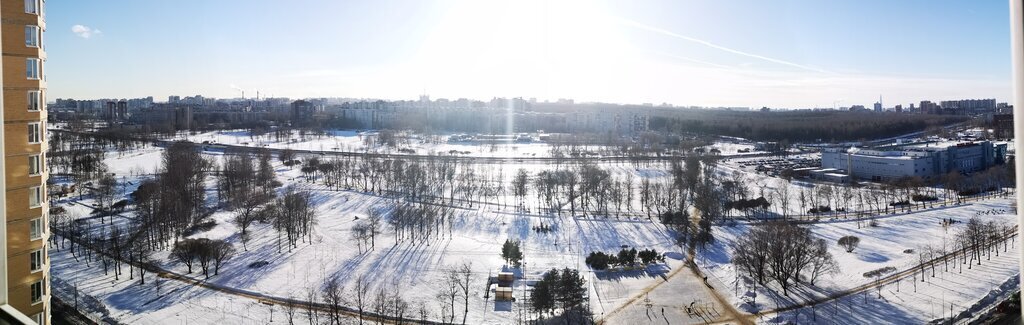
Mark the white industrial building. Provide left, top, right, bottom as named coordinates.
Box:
left=821, top=141, right=1007, bottom=181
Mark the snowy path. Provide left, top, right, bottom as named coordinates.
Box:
left=598, top=260, right=753, bottom=325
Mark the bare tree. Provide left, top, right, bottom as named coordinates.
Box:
left=284, top=296, right=298, bottom=325
left=808, top=239, right=838, bottom=285
left=306, top=286, right=321, bottom=325
left=352, top=222, right=370, bottom=254
left=355, top=275, right=369, bottom=325
left=195, top=239, right=214, bottom=279
left=774, top=180, right=792, bottom=219
left=392, top=285, right=408, bottom=323
left=171, top=238, right=200, bottom=274
left=838, top=235, right=860, bottom=253
left=234, top=192, right=270, bottom=251
left=454, top=262, right=474, bottom=325
left=373, top=288, right=390, bottom=321
left=624, top=172, right=635, bottom=213
left=96, top=172, right=118, bottom=211
left=442, top=269, right=460, bottom=324
left=512, top=168, right=529, bottom=211
left=367, top=208, right=382, bottom=250
left=211, top=240, right=236, bottom=276
left=418, top=302, right=430, bottom=324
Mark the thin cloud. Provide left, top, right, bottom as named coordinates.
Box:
left=613, top=17, right=834, bottom=75
left=71, top=24, right=101, bottom=39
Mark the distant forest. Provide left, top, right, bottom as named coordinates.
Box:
left=647, top=110, right=969, bottom=143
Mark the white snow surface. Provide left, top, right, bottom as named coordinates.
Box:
left=49, top=144, right=1021, bottom=324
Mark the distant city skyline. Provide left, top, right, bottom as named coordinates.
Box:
left=56, top=93, right=1007, bottom=111
left=48, top=0, right=1011, bottom=108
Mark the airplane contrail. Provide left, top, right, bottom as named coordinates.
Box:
left=614, top=16, right=835, bottom=75
left=652, top=50, right=736, bottom=70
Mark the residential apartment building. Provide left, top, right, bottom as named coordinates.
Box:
left=939, top=98, right=997, bottom=115
left=0, top=0, right=49, bottom=323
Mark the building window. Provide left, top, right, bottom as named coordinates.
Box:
left=25, top=25, right=39, bottom=47
left=30, top=250, right=42, bottom=272
left=28, top=122, right=41, bottom=143
left=30, top=217, right=43, bottom=240
left=28, top=90, right=40, bottom=111
left=32, top=312, right=43, bottom=325
left=30, top=280, right=43, bottom=304
left=29, top=187, right=42, bottom=209
left=26, top=58, right=39, bottom=80
left=24, top=0, right=38, bottom=14
left=29, top=154, right=41, bottom=176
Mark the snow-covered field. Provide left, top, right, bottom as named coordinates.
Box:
left=169, top=129, right=772, bottom=160
left=699, top=198, right=1019, bottom=324
left=52, top=146, right=723, bottom=324
left=172, top=129, right=622, bottom=159
left=49, top=144, right=1020, bottom=324
left=52, top=247, right=293, bottom=325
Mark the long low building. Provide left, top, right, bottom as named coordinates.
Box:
left=821, top=141, right=1007, bottom=181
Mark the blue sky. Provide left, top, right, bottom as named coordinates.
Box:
left=47, top=0, right=1011, bottom=108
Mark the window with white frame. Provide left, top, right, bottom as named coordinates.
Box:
left=29, top=186, right=42, bottom=209
left=30, top=249, right=42, bottom=272
left=24, top=0, right=38, bottom=14
left=30, top=279, right=43, bottom=304
left=32, top=312, right=43, bottom=325
left=29, top=154, right=41, bottom=176
left=30, top=217, right=42, bottom=240
left=26, top=58, right=39, bottom=80
left=25, top=25, right=39, bottom=47
left=27, top=90, right=40, bottom=111
left=28, top=122, right=40, bottom=143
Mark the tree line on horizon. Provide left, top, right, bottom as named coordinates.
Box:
left=649, top=110, right=968, bottom=142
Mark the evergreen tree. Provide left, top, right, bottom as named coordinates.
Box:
left=500, top=239, right=524, bottom=267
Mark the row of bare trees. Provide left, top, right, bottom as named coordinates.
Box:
left=725, top=163, right=1013, bottom=222
left=312, top=262, right=474, bottom=325
left=129, top=142, right=212, bottom=251
left=50, top=215, right=161, bottom=286
left=951, top=217, right=1016, bottom=273
left=252, top=188, right=318, bottom=253
left=293, top=151, right=717, bottom=224
left=213, top=147, right=322, bottom=252
left=382, top=202, right=457, bottom=249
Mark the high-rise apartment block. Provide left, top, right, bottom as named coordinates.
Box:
left=0, top=0, right=49, bottom=323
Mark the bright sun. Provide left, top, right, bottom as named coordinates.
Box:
left=409, top=0, right=634, bottom=101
